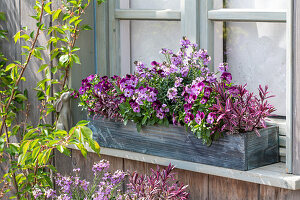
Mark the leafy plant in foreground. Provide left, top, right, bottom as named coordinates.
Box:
left=0, top=0, right=103, bottom=199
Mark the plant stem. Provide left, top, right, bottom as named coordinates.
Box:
left=0, top=1, right=45, bottom=198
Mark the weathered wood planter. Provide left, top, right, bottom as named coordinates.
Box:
left=89, top=117, right=279, bottom=171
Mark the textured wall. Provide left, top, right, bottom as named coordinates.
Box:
left=56, top=150, right=300, bottom=200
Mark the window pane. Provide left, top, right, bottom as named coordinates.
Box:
left=224, top=22, right=286, bottom=116
left=130, top=0, right=181, bottom=10
left=223, top=0, right=287, bottom=9
left=120, top=20, right=181, bottom=75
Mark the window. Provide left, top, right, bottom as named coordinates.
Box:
left=94, top=0, right=292, bottom=173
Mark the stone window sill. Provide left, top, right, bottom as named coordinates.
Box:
left=68, top=144, right=300, bottom=190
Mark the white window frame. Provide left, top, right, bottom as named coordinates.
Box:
left=95, top=0, right=293, bottom=174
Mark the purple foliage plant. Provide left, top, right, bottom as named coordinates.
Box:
left=210, top=82, right=276, bottom=136
left=126, top=163, right=189, bottom=200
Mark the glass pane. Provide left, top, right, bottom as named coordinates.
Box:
left=130, top=0, right=181, bottom=10
left=223, top=0, right=287, bottom=9
left=126, top=20, right=181, bottom=72
left=224, top=22, right=286, bottom=116
left=120, top=20, right=181, bottom=75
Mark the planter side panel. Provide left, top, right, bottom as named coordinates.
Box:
left=89, top=117, right=247, bottom=170
left=246, top=126, right=279, bottom=170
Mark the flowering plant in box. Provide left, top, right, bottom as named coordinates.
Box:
left=75, top=37, right=275, bottom=145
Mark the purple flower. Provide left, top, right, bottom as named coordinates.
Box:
left=33, top=188, right=42, bottom=199
left=221, top=72, right=232, bottom=84
left=87, top=74, right=95, bottom=82
left=152, top=101, right=161, bottom=111
left=78, top=87, right=85, bottom=95
left=195, top=111, right=205, bottom=124
left=156, top=111, right=165, bottom=119
left=160, top=104, right=169, bottom=113
left=167, top=87, right=178, bottom=100
left=184, top=112, right=194, bottom=124
left=73, top=168, right=80, bottom=172
left=124, top=86, right=134, bottom=97
left=180, top=37, right=191, bottom=48
left=172, top=113, right=178, bottom=125
left=218, top=63, right=229, bottom=72
left=200, top=97, right=208, bottom=104
left=180, top=66, right=189, bottom=77
left=184, top=103, right=192, bottom=112
left=174, top=77, right=183, bottom=87
left=44, top=189, right=56, bottom=198
left=206, top=113, right=215, bottom=124
left=92, top=160, right=110, bottom=175
left=204, top=87, right=212, bottom=98
left=151, top=61, right=159, bottom=66
left=131, top=102, right=140, bottom=113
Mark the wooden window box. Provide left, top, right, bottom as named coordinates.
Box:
left=89, top=117, right=279, bottom=171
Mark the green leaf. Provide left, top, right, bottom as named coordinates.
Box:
left=15, top=94, right=27, bottom=101
left=44, top=2, right=52, bottom=14
left=69, top=16, right=79, bottom=24
left=33, top=49, right=44, bottom=60
left=5, top=63, right=16, bottom=72
left=76, top=120, right=89, bottom=126
left=0, top=12, right=6, bottom=21
left=59, top=54, right=69, bottom=65
left=71, top=54, right=81, bottom=64
left=136, top=124, right=142, bottom=132
left=37, top=64, right=48, bottom=73
left=32, top=146, right=41, bottom=161
left=81, top=126, right=93, bottom=140
left=13, top=31, right=21, bottom=43
left=52, top=9, right=62, bottom=21
left=76, top=143, right=87, bottom=158
left=81, top=24, right=92, bottom=30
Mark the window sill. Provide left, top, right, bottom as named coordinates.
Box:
left=68, top=144, right=300, bottom=190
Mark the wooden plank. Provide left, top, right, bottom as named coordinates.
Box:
left=108, top=0, right=120, bottom=76
left=199, top=0, right=214, bottom=70
left=181, top=0, right=198, bottom=43
left=54, top=149, right=73, bottom=176
left=97, top=1, right=109, bottom=76
left=259, top=185, right=300, bottom=200
left=71, top=1, right=96, bottom=124
left=115, top=9, right=181, bottom=21
left=292, top=0, right=300, bottom=175
left=208, top=175, right=259, bottom=200
left=208, top=9, right=286, bottom=22
left=119, top=0, right=131, bottom=76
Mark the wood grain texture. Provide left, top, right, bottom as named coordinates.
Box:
left=208, top=175, right=259, bottom=200
left=259, top=185, right=300, bottom=200
left=55, top=152, right=300, bottom=200
left=89, top=117, right=279, bottom=170
left=293, top=0, right=300, bottom=175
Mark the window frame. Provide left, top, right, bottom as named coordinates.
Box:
left=95, top=0, right=293, bottom=174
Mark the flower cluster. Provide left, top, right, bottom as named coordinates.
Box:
left=32, top=160, right=188, bottom=200
left=77, top=37, right=275, bottom=144
left=75, top=75, right=123, bottom=120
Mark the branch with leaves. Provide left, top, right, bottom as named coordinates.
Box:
left=0, top=0, right=104, bottom=199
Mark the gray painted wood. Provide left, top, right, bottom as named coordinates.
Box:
left=115, top=9, right=181, bottom=21
left=89, top=117, right=279, bottom=171
left=208, top=9, right=286, bottom=22
left=293, top=0, right=300, bottom=175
